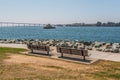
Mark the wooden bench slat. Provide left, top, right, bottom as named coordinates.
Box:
left=70, top=49, right=82, bottom=55
left=60, top=48, right=71, bottom=54
left=27, top=43, right=50, bottom=55
left=56, top=47, right=89, bottom=61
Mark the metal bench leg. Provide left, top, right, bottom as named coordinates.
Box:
left=47, top=51, right=49, bottom=55
left=61, top=53, right=63, bottom=57
left=83, top=56, right=86, bottom=61
left=31, top=49, right=33, bottom=53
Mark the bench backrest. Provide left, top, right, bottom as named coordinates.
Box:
left=56, top=47, right=88, bottom=56
left=70, top=48, right=83, bottom=55
left=60, top=47, right=71, bottom=54
left=27, top=44, right=50, bottom=51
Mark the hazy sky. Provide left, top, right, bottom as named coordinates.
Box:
left=0, top=0, right=120, bottom=24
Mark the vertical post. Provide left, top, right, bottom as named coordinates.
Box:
left=47, top=51, right=49, bottom=55
left=83, top=56, right=86, bottom=61
left=81, top=50, right=86, bottom=61
left=45, top=46, right=49, bottom=55
left=82, top=50, right=86, bottom=61
left=31, top=49, right=33, bottom=53
left=61, top=53, right=63, bottom=57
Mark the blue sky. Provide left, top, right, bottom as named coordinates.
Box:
left=0, top=0, right=120, bottom=24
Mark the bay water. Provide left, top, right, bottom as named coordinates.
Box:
left=0, top=26, right=120, bottom=43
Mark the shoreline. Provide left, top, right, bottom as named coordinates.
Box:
left=0, top=39, right=120, bottom=53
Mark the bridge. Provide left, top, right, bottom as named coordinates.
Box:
left=0, top=22, right=42, bottom=27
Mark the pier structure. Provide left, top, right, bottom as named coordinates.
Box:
left=0, top=22, right=41, bottom=27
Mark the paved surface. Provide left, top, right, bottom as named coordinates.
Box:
left=89, top=50, right=120, bottom=62
left=0, top=43, right=27, bottom=49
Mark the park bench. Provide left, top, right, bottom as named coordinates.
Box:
left=56, top=47, right=89, bottom=61
left=27, top=43, right=50, bottom=55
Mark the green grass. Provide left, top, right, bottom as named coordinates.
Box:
left=90, top=61, right=120, bottom=80
left=94, top=68, right=120, bottom=80
left=0, top=47, right=27, bottom=61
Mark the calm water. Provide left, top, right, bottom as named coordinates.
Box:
left=0, top=26, right=120, bottom=43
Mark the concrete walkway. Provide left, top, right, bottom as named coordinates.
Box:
left=0, top=43, right=27, bottom=49
left=89, top=50, right=120, bottom=62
